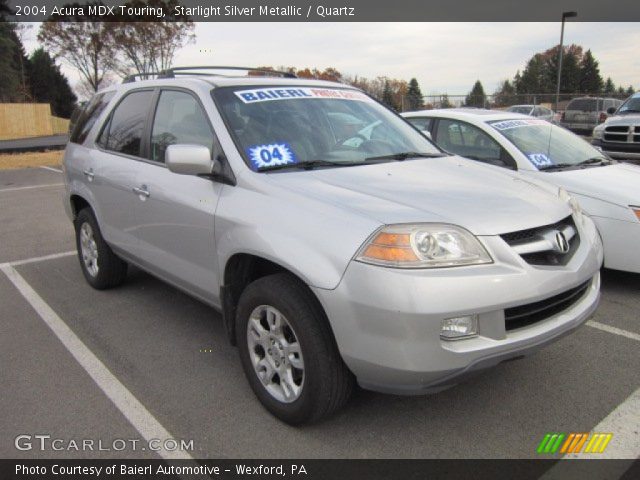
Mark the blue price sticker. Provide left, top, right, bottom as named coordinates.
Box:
left=247, top=143, right=297, bottom=170
left=527, top=153, right=553, bottom=168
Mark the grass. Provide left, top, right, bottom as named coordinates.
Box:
left=0, top=150, right=63, bottom=170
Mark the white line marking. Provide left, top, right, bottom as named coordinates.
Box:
left=587, top=320, right=640, bottom=343
left=39, top=166, right=63, bottom=173
left=0, top=264, right=193, bottom=461
left=565, top=387, right=640, bottom=459
left=0, top=251, right=76, bottom=268
left=0, top=183, right=64, bottom=193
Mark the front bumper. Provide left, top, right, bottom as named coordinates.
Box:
left=592, top=139, right=640, bottom=161
left=312, top=216, right=603, bottom=395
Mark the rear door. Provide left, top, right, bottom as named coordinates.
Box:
left=131, top=88, right=224, bottom=303
left=89, top=89, right=155, bottom=255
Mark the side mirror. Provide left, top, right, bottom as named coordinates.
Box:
left=422, top=130, right=432, bottom=140
left=606, top=107, right=616, bottom=115
left=166, top=144, right=217, bottom=176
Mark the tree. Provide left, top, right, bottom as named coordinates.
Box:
left=440, top=94, right=452, bottom=108
left=108, top=0, right=195, bottom=77
left=465, top=80, right=486, bottom=107
left=603, top=77, right=616, bottom=95
left=38, top=17, right=115, bottom=92
left=494, top=79, right=517, bottom=107
left=28, top=48, right=77, bottom=118
left=406, top=78, right=423, bottom=111
left=381, top=80, right=396, bottom=110
left=579, top=50, right=603, bottom=94
left=0, top=14, right=31, bottom=102
left=626, top=86, right=636, bottom=96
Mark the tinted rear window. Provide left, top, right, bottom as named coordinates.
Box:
left=102, top=90, right=154, bottom=157
left=69, top=92, right=115, bottom=144
left=566, top=99, right=598, bottom=112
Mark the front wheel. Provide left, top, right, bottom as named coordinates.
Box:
left=236, top=273, right=354, bottom=424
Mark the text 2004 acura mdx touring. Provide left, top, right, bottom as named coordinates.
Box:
left=64, top=67, right=603, bottom=424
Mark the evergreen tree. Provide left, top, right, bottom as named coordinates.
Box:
left=28, top=48, right=77, bottom=118
left=465, top=80, right=486, bottom=107
left=440, top=94, right=452, bottom=108
left=494, top=79, right=517, bottom=107
left=626, top=86, right=636, bottom=96
left=381, top=80, right=396, bottom=110
left=405, top=78, right=423, bottom=111
left=579, top=50, right=603, bottom=94
left=603, top=77, right=616, bottom=95
left=0, top=20, right=29, bottom=101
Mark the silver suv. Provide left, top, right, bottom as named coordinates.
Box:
left=592, top=93, right=640, bottom=161
left=63, top=67, right=603, bottom=424
left=560, top=96, right=623, bottom=133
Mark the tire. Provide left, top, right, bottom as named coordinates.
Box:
left=236, top=273, right=354, bottom=424
left=74, top=208, right=128, bottom=289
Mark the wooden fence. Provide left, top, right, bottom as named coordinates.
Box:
left=0, top=103, right=70, bottom=140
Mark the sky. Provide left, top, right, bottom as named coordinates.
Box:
left=21, top=22, right=640, bottom=99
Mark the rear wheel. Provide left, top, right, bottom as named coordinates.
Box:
left=74, top=208, right=128, bottom=289
left=236, top=273, right=354, bottom=424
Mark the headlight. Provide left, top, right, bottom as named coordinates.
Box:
left=356, top=224, right=492, bottom=268
left=592, top=125, right=604, bottom=140
left=631, top=206, right=640, bottom=222
left=558, top=187, right=584, bottom=221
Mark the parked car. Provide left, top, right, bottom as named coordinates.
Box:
left=592, top=92, right=640, bottom=161
left=506, top=104, right=555, bottom=122
left=64, top=68, right=602, bottom=424
left=403, top=108, right=640, bottom=274
left=560, top=97, right=623, bottom=133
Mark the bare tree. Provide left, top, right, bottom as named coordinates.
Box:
left=109, top=1, right=195, bottom=77
left=38, top=21, right=115, bottom=92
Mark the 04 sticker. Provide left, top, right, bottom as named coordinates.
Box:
left=247, top=143, right=297, bottom=170
left=527, top=153, right=553, bottom=168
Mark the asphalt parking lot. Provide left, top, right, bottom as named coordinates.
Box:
left=1, top=167, right=639, bottom=460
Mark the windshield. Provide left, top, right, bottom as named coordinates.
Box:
left=212, top=85, right=442, bottom=171
left=488, top=119, right=607, bottom=170
left=507, top=106, right=533, bottom=115
left=618, top=96, right=640, bottom=114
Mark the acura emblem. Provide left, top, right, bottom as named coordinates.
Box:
left=555, top=231, right=570, bottom=254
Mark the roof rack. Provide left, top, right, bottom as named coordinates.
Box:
left=157, top=66, right=297, bottom=79
left=122, top=72, right=163, bottom=83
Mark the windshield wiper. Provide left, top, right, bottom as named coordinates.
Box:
left=538, top=157, right=610, bottom=171
left=364, top=152, right=447, bottom=162
left=257, top=160, right=360, bottom=172
left=575, top=157, right=611, bottom=166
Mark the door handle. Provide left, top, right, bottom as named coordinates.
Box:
left=132, top=185, right=150, bottom=198
left=82, top=168, right=94, bottom=181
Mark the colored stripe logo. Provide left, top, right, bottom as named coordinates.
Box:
left=537, top=433, right=612, bottom=454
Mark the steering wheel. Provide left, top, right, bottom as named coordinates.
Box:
left=334, top=133, right=367, bottom=148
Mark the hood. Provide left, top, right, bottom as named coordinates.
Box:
left=263, top=156, right=570, bottom=236
left=530, top=163, right=640, bottom=206
left=604, top=113, right=640, bottom=126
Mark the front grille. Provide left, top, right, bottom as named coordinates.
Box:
left=501, top=216, right=579, bottom=266
left=603, top=125, right=640, bottom=143
left=504, top=280, right=591, bottom=331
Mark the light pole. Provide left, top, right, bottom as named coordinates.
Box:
left=555, top=11, right=577, bottom=112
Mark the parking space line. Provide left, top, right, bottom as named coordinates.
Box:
left=0, top=264, right=193, bottom=461
left=587, top=320, right=640, bottom=343
left=2, top=251, right=76, bottom=268
left=0, top=183, right=64, bottom=193
left=39, top=166, right=63, bottom=173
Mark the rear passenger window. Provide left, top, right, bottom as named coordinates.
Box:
left=407, top=117, right=432, bottom=131
left=150, top=90, right=215, bottom=163
left=102, top=90, right=154, bottom=157
left=70, top=92, right=115, bottom=145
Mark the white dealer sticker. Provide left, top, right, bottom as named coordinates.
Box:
left=492, top=119, right=547, bottom=130
left=235, top=87, right=371, bottom=104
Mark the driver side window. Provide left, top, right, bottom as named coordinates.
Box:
left=435, top=119, right=515, bottom=169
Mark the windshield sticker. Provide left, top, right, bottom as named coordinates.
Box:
left=492, top=119, right=547, bottom=130
left=235, top=88, right=371, bottom=104
left=527, top=153, right=554, bottom=168
left=247, top=143, right=297, bottom=170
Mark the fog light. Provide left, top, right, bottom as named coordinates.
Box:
left=440, top=315, right=478, bottom=340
